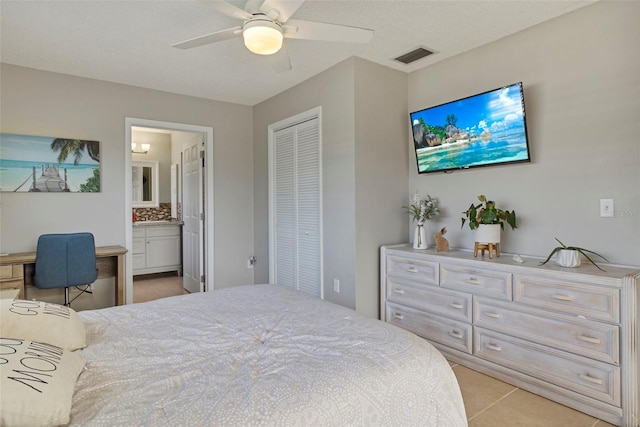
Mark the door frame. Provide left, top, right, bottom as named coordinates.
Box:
left=124, top=117, right=214, bottom=304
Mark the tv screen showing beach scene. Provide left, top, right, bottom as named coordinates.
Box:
left=0, top=133, right=100, bottom=192
left=410, top=82, right=531, bottom=174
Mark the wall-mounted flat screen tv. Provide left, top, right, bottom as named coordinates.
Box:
left=410, top=82, right=531, bottom=174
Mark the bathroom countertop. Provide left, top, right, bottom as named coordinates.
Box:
left=133, top=220, right=183, bottom=227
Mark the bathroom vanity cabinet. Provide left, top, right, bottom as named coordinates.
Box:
left=133, top=222, right=182, bottom=276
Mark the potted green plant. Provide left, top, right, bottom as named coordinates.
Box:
left=461, top=195, right=517, bottom=244
left=540, top=238, right=609, bottom=271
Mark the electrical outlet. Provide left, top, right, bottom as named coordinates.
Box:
left=600, top=199, right=614, bottom=217
left=333, top=279, right=340, bottom=293
left=247, top=256, right=256, bottom=269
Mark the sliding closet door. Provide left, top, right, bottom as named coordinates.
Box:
left=270, top=113, right=322, bottom=298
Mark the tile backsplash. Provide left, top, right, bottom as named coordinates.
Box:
left=133, top=203, right=174, bottom=222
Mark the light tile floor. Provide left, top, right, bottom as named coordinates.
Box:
left=449, top=361, right=617, bottom=427
left=133, top=272, right=188, bottom=303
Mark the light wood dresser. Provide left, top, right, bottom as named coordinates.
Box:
left=380, top=244, right=639, bottom=426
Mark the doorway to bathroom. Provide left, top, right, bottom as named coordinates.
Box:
left=125, top=118, right=214, bottom=304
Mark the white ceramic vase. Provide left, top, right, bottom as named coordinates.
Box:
left=413, top=222, right=428, bottom=250
left=475, top=224, right=501, bottom=244
left=555, top=249, right=581, bottom=268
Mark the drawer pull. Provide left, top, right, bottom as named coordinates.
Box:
left=392, top=289, right=406, bottom=295
left=551, top=294, right=574, bottom=302
left=407, top=266, right=418, bottom=273
left=579, top=373, right=603, bottom=385
left=448, top=330, right=463, bottom=339
left=467, top=277, right=481, bottom=285
left=485, top=343, right=502, bottom=352
left=484, top=311, right=500, bottom=319
left=577, top=335, right=601, bottom=345
left=449, top=303, right=464, bottom=310
left=392, top=312, right=404, bottom=320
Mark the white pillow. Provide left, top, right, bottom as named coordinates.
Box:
left=0, top=337, right=86, bottom=427
left=0, top=299, right=86, bottom=350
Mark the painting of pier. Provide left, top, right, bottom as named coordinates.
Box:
left=0, top=133, right=100, bottom=192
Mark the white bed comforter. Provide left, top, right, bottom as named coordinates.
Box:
left=72, top=284, right=467, bottom=426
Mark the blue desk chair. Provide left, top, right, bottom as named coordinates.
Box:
left=34, top=232, right=98, bottom=307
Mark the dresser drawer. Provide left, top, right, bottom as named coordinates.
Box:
left=0, top=264, right=23, bottom=280
left=0, top=264, right=24, bottom=298
left=0, top=264, right=11, bottom=279
left=0, top=279, right=23, bottom=292
left=386, top=302, right=472, bottom=353
left=386, top=255, right=438, bottom=287
left=440, top=264, right=512, bottom=301
left=475, top=328, right=620, bottom=406
left=514, top=275, right=619, bottom=323
left=387, top=281, right=471, bottom=322
left=474, top=297, right=619, bottom=365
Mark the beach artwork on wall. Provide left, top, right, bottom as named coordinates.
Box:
left=0, top=133, right=100, bottom=192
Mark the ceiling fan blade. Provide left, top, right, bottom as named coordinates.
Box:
left=243, top=0, right=264, bottom=14
left=198, top=0, right=253, bottom=21
left=267, top=45, right=292, bottom=73
left=172, top=26, right=242, bottom=50
left=259, top=0, right=304, bottom=23
left=284, top=19, right=374, bottom=43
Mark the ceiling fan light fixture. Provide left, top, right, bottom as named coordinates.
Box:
left=243, top=19, right=283, bottom=55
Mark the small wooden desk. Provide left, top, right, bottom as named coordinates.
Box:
left=0, top=245, right=127, bottom=305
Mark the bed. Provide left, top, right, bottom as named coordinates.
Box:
left=2, top=284, right=467, bottom=426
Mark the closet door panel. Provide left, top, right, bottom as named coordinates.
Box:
left=295, top=118, right=321, bottom=297
left=273, top=127, right=296, bottom=288
left=271, top=114, right=322, bottom=297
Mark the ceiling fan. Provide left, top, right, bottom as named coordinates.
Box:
left=172, top=0, right=374, bottom=70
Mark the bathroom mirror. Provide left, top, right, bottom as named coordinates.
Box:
left=132, top=160, right=159, bottom=208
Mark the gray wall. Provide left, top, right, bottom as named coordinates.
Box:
left=408, top=1, right=639, bottom=266
left=253, top=0, right=638, bottom=319
left=0, top=64, right=255, bottom=303
left=253, top=59, right=357, bottom=307
left=353, top=58, right=408, bottom=315
left=253, top=58, right=408, bottom=317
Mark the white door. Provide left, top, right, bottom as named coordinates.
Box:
left=270, top=113, right=322, bottom=298
left=182, top=142, right=204, bottom=293
left=272, top=126, right=296, bottom=288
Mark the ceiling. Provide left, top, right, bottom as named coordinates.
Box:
left=0, top=0, right=595, bottom=106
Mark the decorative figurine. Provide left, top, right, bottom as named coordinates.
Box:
left=435, top=227, right=449, bottom=252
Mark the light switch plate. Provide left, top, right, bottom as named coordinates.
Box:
left=600, top=199, right=614, bottom=217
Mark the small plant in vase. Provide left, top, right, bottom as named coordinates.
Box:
left=404, top=193, right=439, bottom=250
left=461, top=194, right=517, bottom=258
left=540, top=238, right=609, bottom=271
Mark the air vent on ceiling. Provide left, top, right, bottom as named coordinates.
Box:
left=394, top=47, right=434, bottom=65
